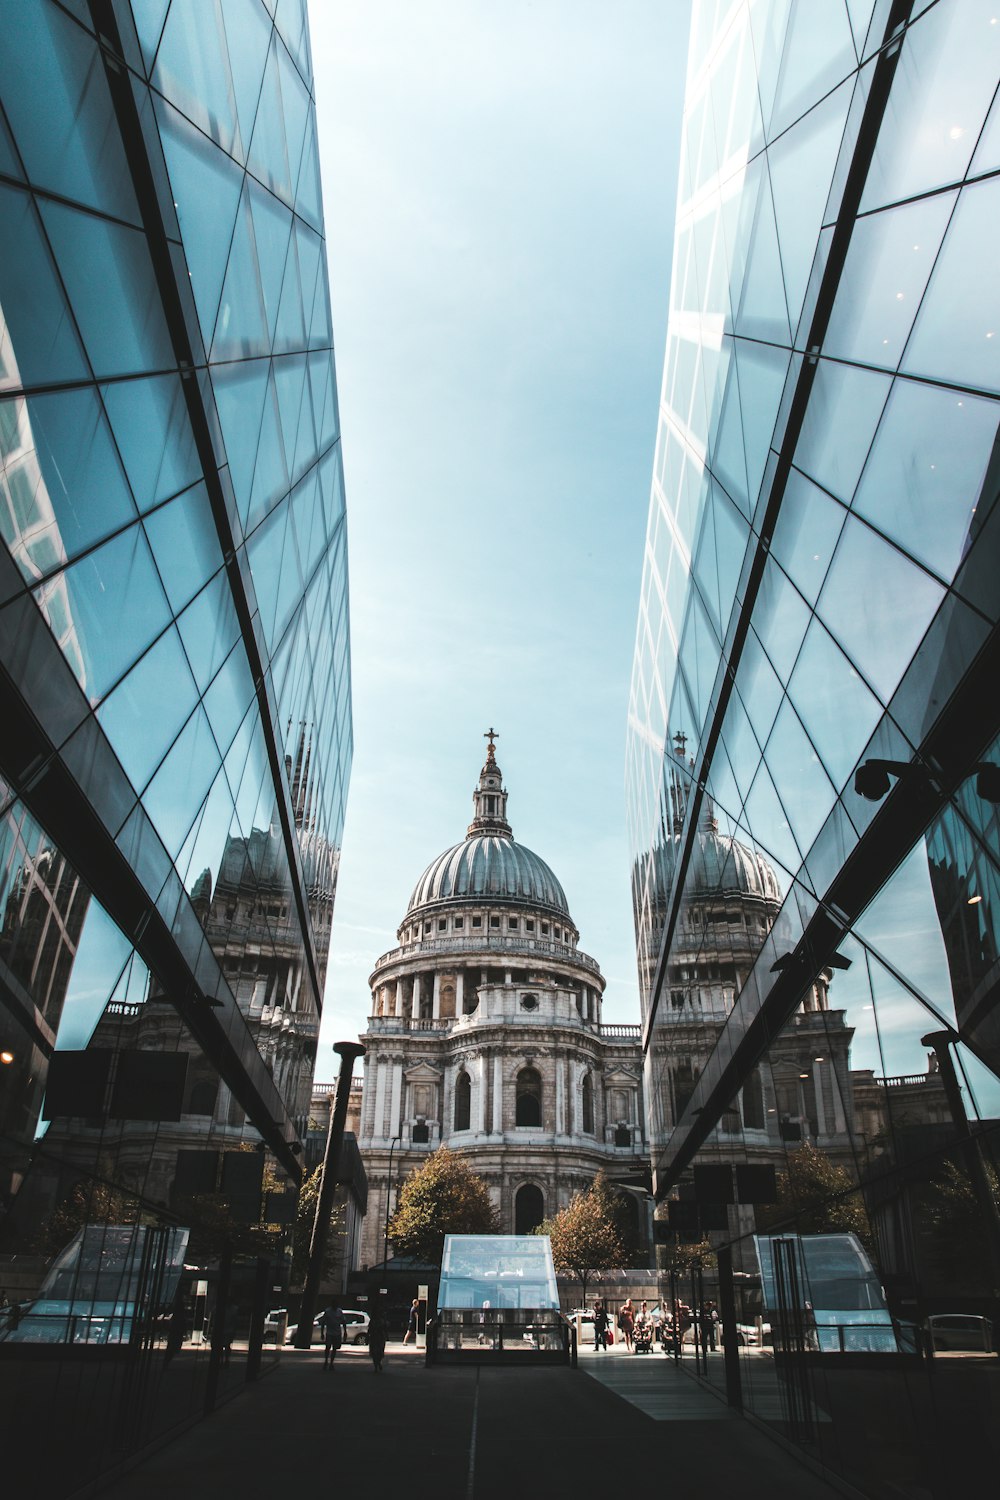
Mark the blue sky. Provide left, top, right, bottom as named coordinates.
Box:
left=308, top=1, right=691, bottom=1075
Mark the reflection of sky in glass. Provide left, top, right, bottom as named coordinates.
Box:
left=51, top=899, right=145, bottom=1055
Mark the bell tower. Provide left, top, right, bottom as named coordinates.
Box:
left=467, top=727, right=513, bottom=839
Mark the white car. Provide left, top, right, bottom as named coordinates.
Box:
left=285, top=1308, right=370, bottom=1345
left=926, top=1314, right=993, bottom=1353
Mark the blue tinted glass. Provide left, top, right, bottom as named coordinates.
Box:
left=212, top=184, right=271, bottom=360
left=40, top=201, right=176, bottom=378
left=156, top=99, right=245, bottom=345
left=787, top=618, right=883, bottom=788
left=272, top=353, right=307, bottom=479
left=273, top=227, right=306, bottom=354
left=275, top=32, right=309, bottom=188
left=770, top=470, right=846, bottom=606
left=735, top=169, right=791, bottom=344
left=246, top=371, right=289, bottom=531
left=768, top=80, right=851, bottom=335
left=211, top=358, right=271, bottom=521
left=154, top=0, right=243, bottom=158
left=248, top=33, right=291, bottom=204
left=817, top=513, right=946, bottom=704
left=762, top=697, right=836, bottom=855
left=853, top=381, right=999, bottom=584
left=734, top=339, right=791, bottom=515
left=902, top=178, right=1000, bottom=394
left=20, top=386, right=136, bottom=559
left=52, top=523, right=172, bottom=703
left=766, top=0, right=856, bottom=142
left=176, top=569, right=241, bottom=691
left=862, top=0, right=1000, bottom=212
left=295, top=113, right=323, bottom=232
left=220, top=0, right=272, bottom=152
left=249, top=179, right=293, bottom=343
left=143, top=483, right=223, bottom=613
left=822, top=191, right=956, bottom=370
left=96, top=625, right=198, bottom=790
left=142, top=703, right=222, bottom=856
left=132, top=0, right=171, bottom=71
left=0, top=184, right=87, bottom=387
left=203, top=644, right=257, bottom=757
left=0, top=1, right=140, bottom=223
left=101, top=374, right=202, bottom=511
left=793, top=358, right=891, bottom=503
left=750, top=556, right=812, bottom=687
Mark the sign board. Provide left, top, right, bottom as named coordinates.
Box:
left=418, top=1284, right=429, bottom=1300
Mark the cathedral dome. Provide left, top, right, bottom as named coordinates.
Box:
left=688, top=827, right=782, bottom=903
left=407, top=835, right=569, bottom=916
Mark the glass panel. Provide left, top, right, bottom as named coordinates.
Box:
left=154, top=0, right=243, bottom=158
left=853, top=380, right=999, bottom=584
left=762, top=696, right=837, bottom=855
left=766, top=0, right=856, bottom=142
left=156, top=99, right=245, bottom=346
left=132, top=0, right=171, bottom=71
left=792, top=357, right=891, bottom=505
left=768, top=79, right=851, bottom=334
left=861, top=0, right=1000, bottom=211
left=220, top=0, right=273, bottom=151
left=39, top=201, right=176, bottom=379
left=210, top=357, right=271, bottom=522
left=96, top=625, right=199, bottom=793
left=0, top=184, right=88, bottom=389
left=822, top=191, right=956, bottom=370
left=902, top=177, right=1000, bottom=394
left=816, top=512, right=945, bottom=705
left=212, top=183, right=271, bottom=361
left=45, top=523, right=172, bottom=702
left=0, top=1, right=140, bottom=224
left=787, top=617, right=883, bottom=790
left=142, top=703, right=222, bottom=858
left=143, top=483, right=223, bottom=614
left=770, top=470, right=846, bottom=606
left=248, top=179, right=293, bottom=345
left=101, top=373, right=203, bottom=512
left=735, top=167, right=791, bottom=344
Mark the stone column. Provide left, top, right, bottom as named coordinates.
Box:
left=432, top=972, right=441, bottom=1020
left=813, top=1064, right=828, bottom=1136
left=389, top=1058, right=403, bottom=1137
left=478, top=1052, right=489, bottom=1132
left=493, top=1054, right=503, bottom=1134
left=456, top=971, right=465, bottom=1014
left=373, top=1056, right=388, bottom=1143
left=555, top=1056, right=565, bottom=1136
left=394, top=978, right=403, bottom=1017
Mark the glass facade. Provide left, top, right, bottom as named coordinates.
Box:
left=0, top=1, right=351, bottom=1492
left=627, top=2, right=1000, bottom=1494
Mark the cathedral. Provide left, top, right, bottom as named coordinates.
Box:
left=355, top=734, right=650, bottom=1268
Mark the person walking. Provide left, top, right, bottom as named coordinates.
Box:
left=618, top=1297, right=635, bottom=1352
left=593, top=1299, right=610, bottom=1351
left=318, top=1302, right=347, bottom=1369
left=368, top=1299, right=387, bottom=1374
left=403, top=1297, right=420, bottom=1345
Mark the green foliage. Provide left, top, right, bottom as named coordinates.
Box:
left=35, top=1176, right=141, bottom=1257
left=922, top=1156, right=1000, bottom=1289
left=537, top=1171, right=626, bottom=1304
left=290, top=1165, right=343, bottom=1283
left=387, top=1147, right=499, bottom=1265
left=756, top=1142, right=873, bottom=1251
left=656, top=1232, right=716, bottom=1274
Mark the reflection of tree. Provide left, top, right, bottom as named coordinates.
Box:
left=657, top=1233, right=716, bottom=1274
left=35, top=1175, right=140, bottom=1257
left=756, top=1142, right=873, bottom=1253
left=537, top=1171, right=626, bottom=1305
left=290, top=1164, right=342, bottom=1283
left=921, top=1157, right=1000, bottom=1290
left=387, top=1147, right=499, bottom=1265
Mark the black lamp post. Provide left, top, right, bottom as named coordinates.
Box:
left=293, top=1040, right=365, bottom=1348
left=383, top=1135, right=401, bottom=1269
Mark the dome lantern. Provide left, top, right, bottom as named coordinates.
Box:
left=467, top=727, right=513, bottom=840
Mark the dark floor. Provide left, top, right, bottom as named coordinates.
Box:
left=94, top=1343, right=848, bottom=1500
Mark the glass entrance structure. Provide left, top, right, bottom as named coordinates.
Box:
left=627, top=2, right=1000, bottom=1495
left=431, top=1235, right=570, bottom=1362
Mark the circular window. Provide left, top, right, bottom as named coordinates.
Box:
left=520, top=994, right=539, bottom=1011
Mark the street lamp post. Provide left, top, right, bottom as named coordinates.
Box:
left=293, top=1040, right=365, bottom=1348
left=383, top=1135, right=401, bottom=1269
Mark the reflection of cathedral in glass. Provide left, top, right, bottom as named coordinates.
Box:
left=0, top=4, right=352, bottom=1490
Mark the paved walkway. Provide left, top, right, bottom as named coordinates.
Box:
left=99, top=1341, right=846, bottom=1500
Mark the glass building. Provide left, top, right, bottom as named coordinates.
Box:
left=627, top=1, right=1000, bottom=1493
left=0, top=1, right=351, bottom=1491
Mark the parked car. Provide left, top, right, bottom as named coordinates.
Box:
left=926, top=1314, right=993, bottom=1352
left=285, top=1308, right=370, bottom=1346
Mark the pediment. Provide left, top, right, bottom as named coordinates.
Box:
left=405, top=1062, right=443, bottom=1084
left=604, top=1069, right=638, bottom=1087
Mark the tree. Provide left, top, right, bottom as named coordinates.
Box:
left=537, top=1171, right=626, bottom=1305
left=756, top=1142, right=873, bottom=1251
left=387, top=1147, right=499, bottom=1264
left=290, top=1164, right=343, bottom=1284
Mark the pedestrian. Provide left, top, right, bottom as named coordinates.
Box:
left=368, top=1299, right=387, bottom=1374
left=593, top=1299, right=610, bottom=1351
left=705, top=1301, right=719, bottom=1351
left=318, top=1302, right=347, bottom=1368
left=403, top=1297, right=420, bottom=1345
left=618, top=1297, right=635, bottom=1351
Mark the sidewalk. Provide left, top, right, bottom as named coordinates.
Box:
left=99, top=1340, right=847, bottom=1500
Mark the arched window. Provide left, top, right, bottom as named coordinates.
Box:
left=581, top=1073, right=594, bottom=1134
left=453, top=1070, right=471, bottom=1131
left=515, top=1183, right=545, bottom=1234
left=515, top=1066, right=542, bottom=1126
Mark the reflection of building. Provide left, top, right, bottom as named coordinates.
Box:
left=0, top=4, right=352, bottom=1493
left=627, top=2, right=1000, bottom=1492
left=357, top=738, right=650, bottom=1269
